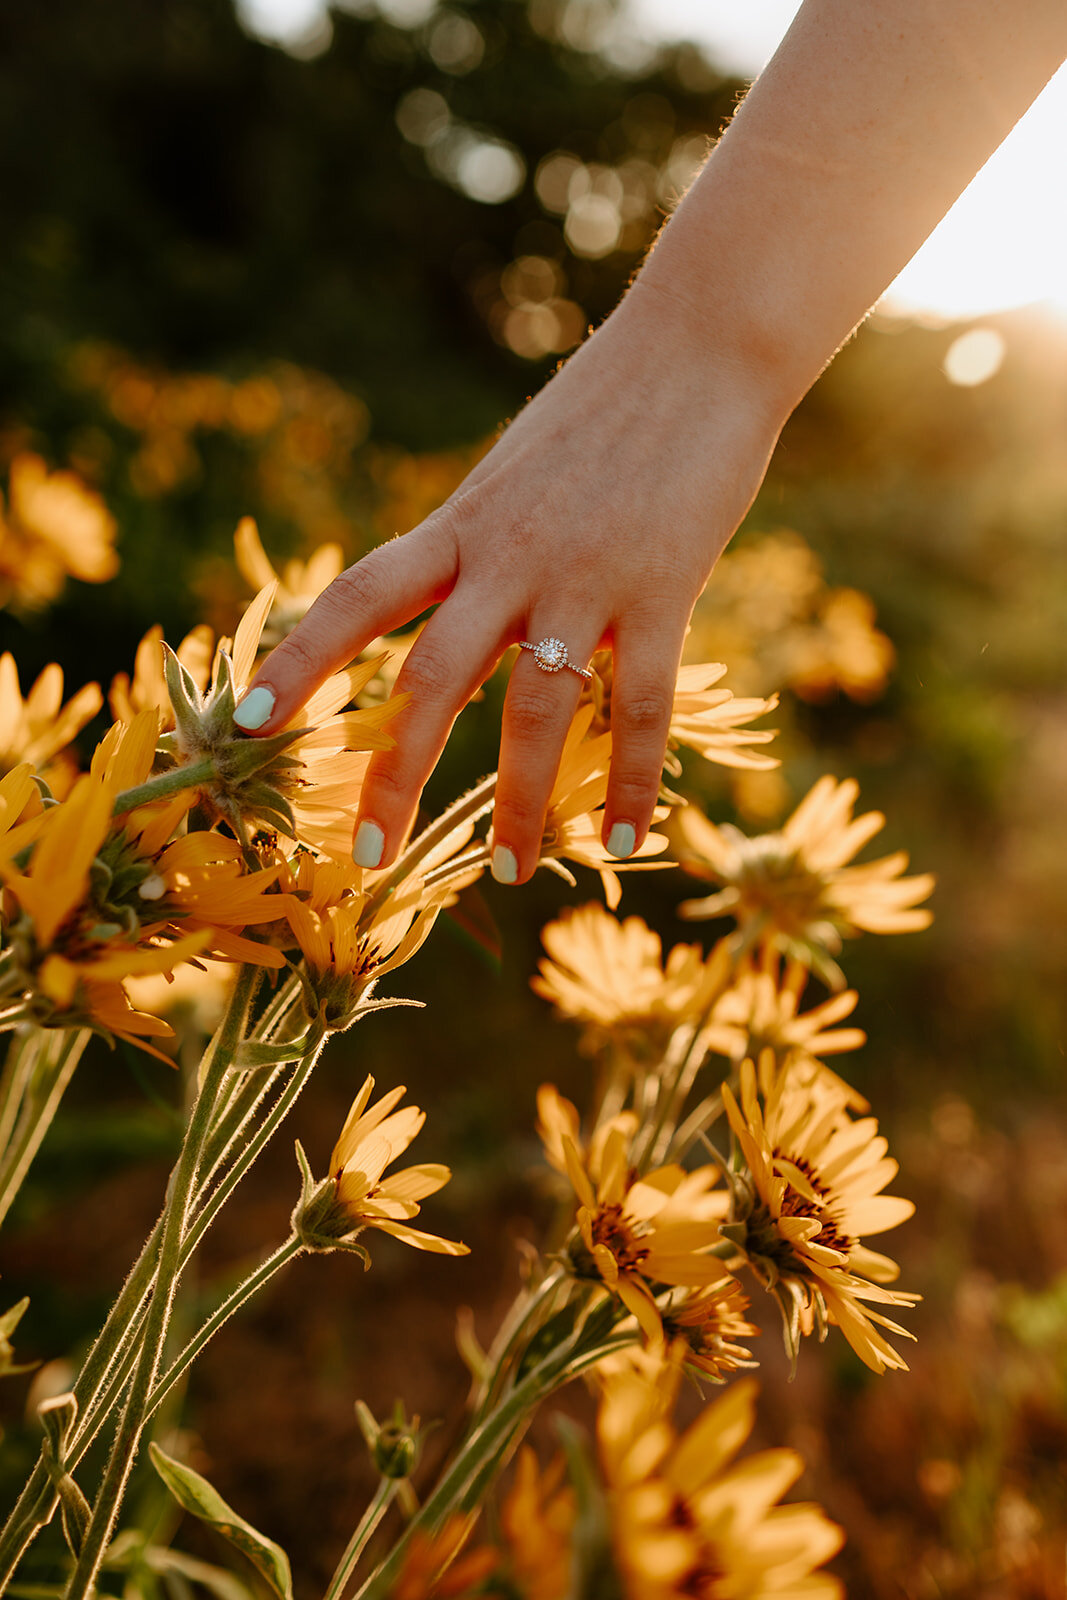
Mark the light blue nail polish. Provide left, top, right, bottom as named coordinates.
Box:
left=353, top=820, right=385, bottom=870
left=233, top=686, right=276, bottom=731
left=606, top=822, right=636, bottom=860
left=491, top=844, right=518, bottom=885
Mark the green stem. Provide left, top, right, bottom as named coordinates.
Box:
left=0, top=1215, right=161, bottom=1587
left=0, top=1030, right=38, bottom=1160
left=469, top=1268, right=567, bottom=1428
left=322, top=1479, right=400, bottom=1600
left=111, top=759, right=217, bottom=817
left=185, top=1024, right=327, bottom=1261
left=0, top=1029, right=91, bottom=1231
left=356, top=1312, right=626, bottom=1600
left=146, top=1234, right=302, bottom=1422
left=0, top=978, right=316, bottom=1585
left=360, top=774, right=496, bottom=922
left=64, top=966, right=258, bottom=1600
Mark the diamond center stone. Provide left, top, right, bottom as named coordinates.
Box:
left=534, top=638, right=567, bottom=671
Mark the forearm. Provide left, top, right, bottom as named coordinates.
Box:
left=634, top=0, right=1067, bottom=415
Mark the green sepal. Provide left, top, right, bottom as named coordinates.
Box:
left=203, top=648, right=237, bottom=739
left=38, top=1391, right=77, bottom=1457
left=0, top=1294, right=37, bottom=1377
left=233, top=1026, right=320, bottom=1071
left=326, top=995, right=425, bottom=1034
left=149, top=1441, right=295, bottom=1600
left=290, top=1140, right=371, bottom=1264
left=162, top=643, right=207, bottom=746
left=39, top=1392, right=90, bottom=1556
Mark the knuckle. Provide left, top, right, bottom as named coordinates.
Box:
left=505, top=690, right=560, bottom=744
left=398, top=644, right=455, bottom=704
left=495, top=788, right=547, bottom=834
left=609, top=760, right=659, bottom=802
left=324, top=556, right=392, bottom=619
left=365, top=757, right=412, bottom=803
left=615, top=685, right=674, bottom=740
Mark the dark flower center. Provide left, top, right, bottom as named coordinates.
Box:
left=591, top=1202, right=649, bottom=1273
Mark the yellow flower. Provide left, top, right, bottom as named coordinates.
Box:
left=297, top=1076, right=468, bottom=1256
left=586, top=652, right=779, bottom=773
left=153, top=582, right=405, bottom=856
left=0, top=453, right=118, bottom=610
left=0, top=653, right=102, bottom=796
left=678, top=776, right=934, bottom=987
left=109, top=622, right=215, bottom=729
left=686, top=529, right=893, bottom=704
left=597, top=1353, right=844, bottom=1599
left=533, top=903, right=734, bottom=1065
left=667, top=662, right=780, bottom=770
left=537, top=1084, right=728, bottom=1342
left=0, top=715, right=292, bottom=1051
left=234, top=516, right=344, bottom=645
left=540, top=708, right=669, bottom=910
left=280, top=822, right=482, bottom=1025
left=660, top=1276, right=760, bottom=1383
left=497, top=1448, right=577, bottom=1600
left=235, top=517, right=421, bottom=697
left=720, top=1058, right=918, bottom=1374
left=388, top=1517, right=497, bottom=1600
left=709, top=952, right=869, bottom=1111
left=0, top=764, right=204, bottom=1054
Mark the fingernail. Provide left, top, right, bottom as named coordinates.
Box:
left=491, top=844, right=518, bottom=885
left=353, top=820, right=385, bottom=869
left=233, top=686, right=276, bottom=732
left=606, top=821, right=636, bottom=860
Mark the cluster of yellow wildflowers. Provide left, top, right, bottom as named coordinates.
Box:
left=0, top=454, right=118, bottom=611
left=0, top=508, right=932, bottom=1600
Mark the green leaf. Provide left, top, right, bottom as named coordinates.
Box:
left=233, top=1032, right=315, bottom=1070
left=142, top=1545, right=259, bottom=1600
left=149, top=1443, right=294, bottom=1600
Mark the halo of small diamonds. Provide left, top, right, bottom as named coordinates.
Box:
left=518, top=638, right=593, bottom=680
left=534, top=637, right=567, bottom=672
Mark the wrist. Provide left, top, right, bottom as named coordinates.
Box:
left=613, top=267, right=800, bottom=439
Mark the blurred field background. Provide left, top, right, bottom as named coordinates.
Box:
left=2, top=1, right=1067, bottom=1594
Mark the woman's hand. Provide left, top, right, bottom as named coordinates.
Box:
left=233, top=283, right=786, bottom=883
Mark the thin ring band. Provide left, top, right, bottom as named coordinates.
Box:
left=518, top=637, right=593, bottom=681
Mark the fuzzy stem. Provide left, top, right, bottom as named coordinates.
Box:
left=322, top=1479, right=400, bottom=1600
left=356, top=1312, right=629, bottom=1600
left=469, top=1268, right=568, bottom=1428
left=146, top=1234, right=302, bottom=1422
left=111, top=758, right=217, bottom=817
left=0, top=978, right=317, bottom=1585
left=63, top=966, right=258, bottom=1600
left=0, top=1030, right=37, bottom=1157
left=360, top=774, right=497, bottom=922
left=0, top=1029, right=91, bottom=1230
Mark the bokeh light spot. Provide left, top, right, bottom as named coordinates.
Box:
left=427, top=11, right=484, bottom=73
left=453, top=139, right=526, bottom=205
left=943, top=328, right=1006, bottom=387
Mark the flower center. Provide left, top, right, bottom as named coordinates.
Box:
left=670, top=1499, right=727, bottom=1596
left=591, top=1202, right=649, bottom=1273
left=773, top=1149, right=854, bottom=1257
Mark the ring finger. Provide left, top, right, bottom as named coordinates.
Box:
left=490, top=617, right=605, bottom=885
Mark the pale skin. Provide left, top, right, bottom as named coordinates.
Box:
left=234, top=0, right=1067, bottom=883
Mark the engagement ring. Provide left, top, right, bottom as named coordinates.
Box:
left=518, top=637, right=592, bottom=680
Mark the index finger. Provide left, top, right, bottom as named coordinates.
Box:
left=232, top=525, right=458, bottom=734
